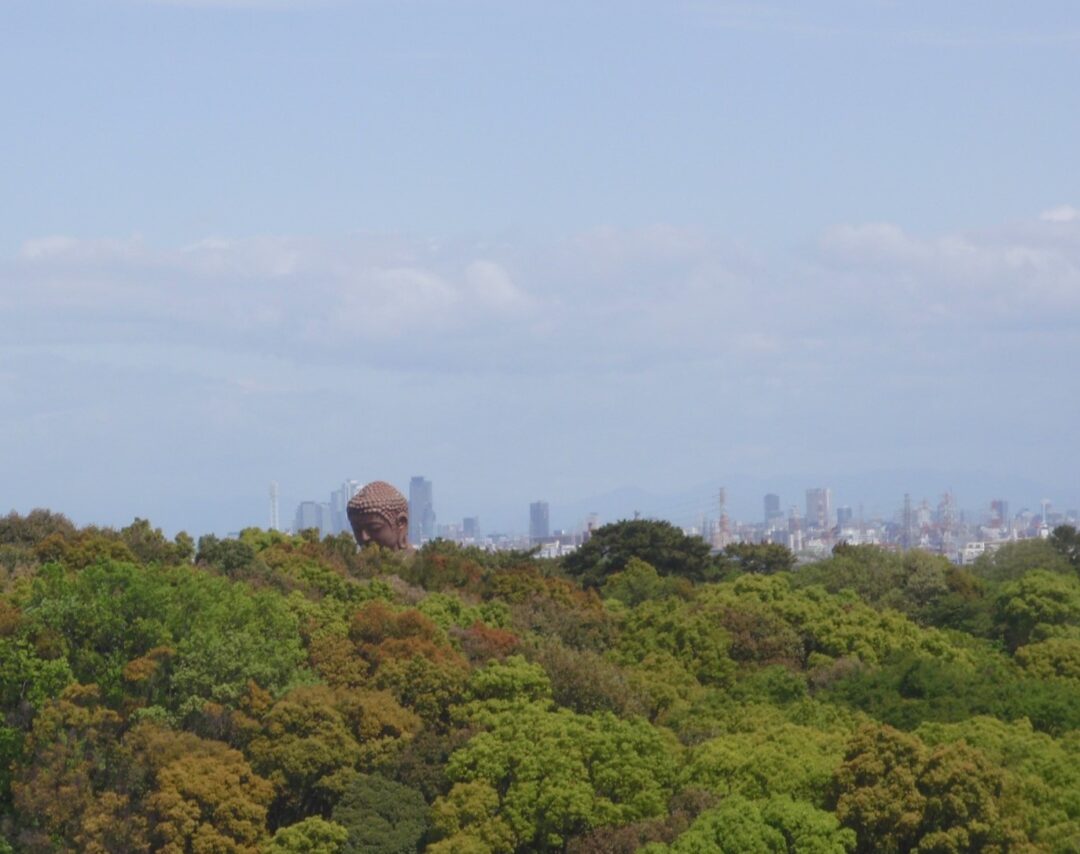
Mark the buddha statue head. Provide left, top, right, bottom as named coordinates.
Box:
left=347, top=480, right=410, bottom=550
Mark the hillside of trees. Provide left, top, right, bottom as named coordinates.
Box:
left=2, top=511, right=1080, bottom=853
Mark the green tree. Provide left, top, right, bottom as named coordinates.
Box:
left=130, top=723, right=274, bottom=854
left=614, top=598, right=736, bottom=687
left=246, top=684, right=364, bottom=824
left=1050, top=525, right=1080, bottom=573
left=264, top=817, right=348, bottom=854
left=720, top=542, right=796, bottom=576
left=12, top=684, right=148, bottom=853
left=563, top=520, right=715, bottom=587
left=830, top=724, right=1028, bottom=854
left=916, top=715, right=1080, bottom=852
left=972, top=539, right=1074, bottom=583
left=0, top=509, right=76, bottom=547
left=682, top=722, right=848, bottom=805
left=331, top=773, right=429, bottom=854
left=600, top=558, right=688, bottom=606
left=529, top=637, right=649, bottom=717
left=994, top=570, right=1080, bottom=651
left=1015, top=638, right=1080, bottom=681
left=118, top=518, right=193, bottom=565
left=430, top=780, right=514, bottom=853
left=440, top=704, right=680, bottom=851
left=462, top=655, right=552, bottom=714
left=197, top=534, right=260, bottom=577
left=642, top=795, right=855, bottom=854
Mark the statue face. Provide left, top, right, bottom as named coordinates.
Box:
left=351, top=512, right=407, bottom=550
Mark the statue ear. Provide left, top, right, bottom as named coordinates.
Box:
left=397, top=514, right=410, bottom=546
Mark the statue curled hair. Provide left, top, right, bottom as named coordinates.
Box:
left=347, top=481, right=410, bottom=550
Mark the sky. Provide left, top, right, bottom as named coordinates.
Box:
left=2, top=0, right=1079, bottom=536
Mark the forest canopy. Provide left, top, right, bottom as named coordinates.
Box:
left=1, top=512, right=1079, bottom=853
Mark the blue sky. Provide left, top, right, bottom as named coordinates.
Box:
left=3, top=1, right=1079, bottom=534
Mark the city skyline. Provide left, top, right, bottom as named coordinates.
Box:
left=275, top=471, right=1077, bottom=551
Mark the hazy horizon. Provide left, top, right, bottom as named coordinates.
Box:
left=4, top=1, right=1079, bottom=538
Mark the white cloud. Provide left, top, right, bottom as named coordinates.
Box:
left=464, top=260, right=533, bottom=312
left=816, top=214, right=1080, bottom=323
left=19, top=235, right=148, bottom=264
left=7, top=235, right=541, bottom=367
left=1040, top=205, right=1080, bottom=223
left=7, top=210, right=1080, bottom=382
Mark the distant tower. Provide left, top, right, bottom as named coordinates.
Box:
left=764, top=493, right=782, bottom=527
left=529, top=501, right=550, bottom=544
left=938, top=491, right=957, bottom=536
left=713, top=487, right=732, bottom=548
left=269, top=482, right=280, bottom=531
left=293, top=500, right=323, bottom=534
left=901, top=493, right=914, bottom=550
left=805, top=488, right=831, bottom=531
left=408, top=476, right=436, bottom=546
left=788, top=505, right=803, bottom=552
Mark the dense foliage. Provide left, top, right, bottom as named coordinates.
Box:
left=1, top=512, right=1078, bottom=852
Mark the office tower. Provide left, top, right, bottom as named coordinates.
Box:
left=529, top=501, right=550, bottom=544
left=329, top=486, right=347, bottom=535
left=901, top=493, right=914, bottom=550
left=764, top=493, right=782, bottom=527
left=788, top=506, right=803, bottom=552
left=409, top=476, right=436, bottom=545
left=294, top=501, right=323, bottom=534
left=328, top=479, right=362, bottom=535
left=462, top=517, right=480, bottom=539
left=806, top=488, right=831, bottom=530
left=990, top=499, right=1009, bottom=528
left=836, top=506, right=854, bottom=527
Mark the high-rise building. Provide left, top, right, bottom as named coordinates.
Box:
left=293, top=501, right=324, bottom=534
left=788, top=506, right=803, bottom=552
left=462, top=517, right=480, bottom=539
left=806, top=488, right=831, bottom=531
left=328, top=479, right=361, bottom=534
left=836, top=506, right=854, bottom=527
left=529, top=501, right=550, bottom=544
left=764, top=493, right=783, bottom=527
left=328, top=480, right=361, bottom=535
left=990, top=499, right=1009, bottom=528
left=409, top=476, right=436, bottom=545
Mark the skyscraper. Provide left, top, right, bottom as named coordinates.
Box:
left=764, top=493, right=782, bottom=527
left=329, top=480, right=361, bottom=535
left=409, top=476, right=436, bottom=545
left=529, top=501, right=550, bottom=544
left=806, top=488, right=831, bottom=531
left=293, top=501, right=325, bottom=534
